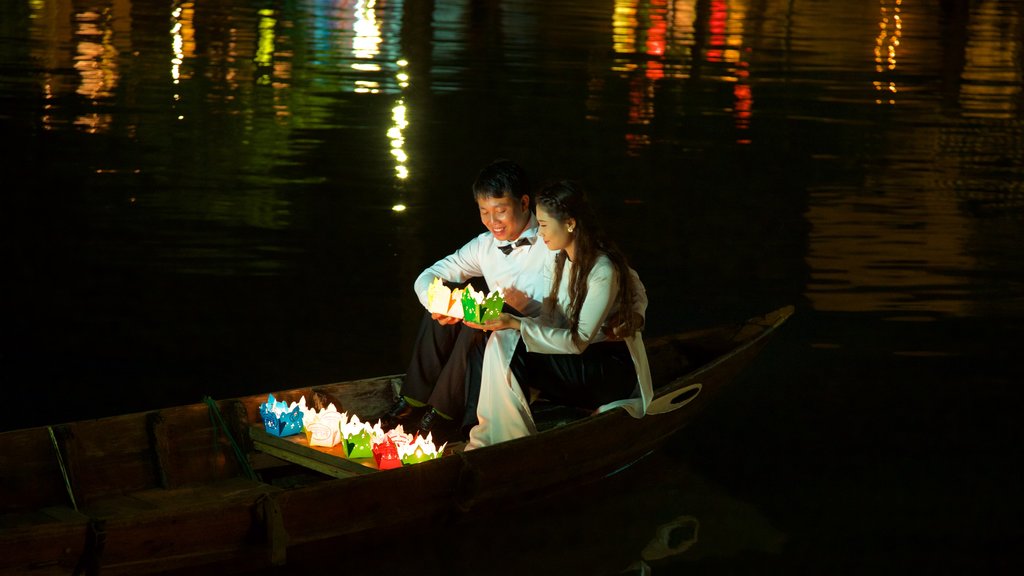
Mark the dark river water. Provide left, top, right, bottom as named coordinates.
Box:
left=3, top=0, right=1023, bottom=573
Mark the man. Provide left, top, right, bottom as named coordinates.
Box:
left=381, top=159, right=554, bottom=441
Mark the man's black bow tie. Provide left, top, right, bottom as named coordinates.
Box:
left=498, top=237, right=532, bottom=255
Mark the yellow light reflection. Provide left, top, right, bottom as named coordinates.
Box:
left=30, top=0, right=67, bottom=131
left=390, top=95, right=409, bottom=180
left=959, top=2, right=1022, bottom=119
left=873, top=0, right=902, bottom=105
left=612, top=2, right=639, bottom=71
left=805, top=189, right=974, bottom=316
left=67, top=2, right=133, bottom=133
left=255, top=8, right=276, bottom=86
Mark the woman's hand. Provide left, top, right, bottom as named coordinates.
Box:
left=463, top=313, right=521, bottom=332
left=602, top=310, right=643, bottom=340
left=484, top=313, right=521, bottom=332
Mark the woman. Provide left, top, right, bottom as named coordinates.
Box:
left=465, top=179, right=653, bottom=449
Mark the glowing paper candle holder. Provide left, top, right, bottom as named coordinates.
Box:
left=340, top=416, right=376, bottom=459
left=259, top=394, right=305, bottom=437
left=426, top=277, right=465, bottom=319
left=462, top=286, right=503, bottom=323
left=481, top=290, right=504, bottom=321
left=398, top=433, right=447, bottom=465
left=301, top=401, right=346, bottom=448
left=371, top=436, right=402, bottom=470
left=381, top=424, right=414, bottom=450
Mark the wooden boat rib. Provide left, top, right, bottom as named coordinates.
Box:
left=0, top=305, right=793, bottom=575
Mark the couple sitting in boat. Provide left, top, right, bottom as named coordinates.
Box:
left=379, top=159, right=652, bottom=448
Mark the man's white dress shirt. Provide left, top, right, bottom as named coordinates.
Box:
left=413, top=215, right=553, bottom=316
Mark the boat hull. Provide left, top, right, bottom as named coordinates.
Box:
left=0, top=306, right=793, bottom=575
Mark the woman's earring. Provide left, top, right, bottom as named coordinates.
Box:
left=568, top=226, right=574, bottom=233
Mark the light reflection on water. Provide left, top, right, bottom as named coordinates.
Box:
left=5, top=0, right=1024, bottom=571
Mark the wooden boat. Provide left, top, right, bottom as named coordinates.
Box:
left=0, top=305, right=793, bottom=575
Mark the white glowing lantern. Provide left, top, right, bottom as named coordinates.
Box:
left=370, top=423, right=413, bottom=448
left=426, top=277, right=465, bottom=318
left=301, top=400, right=347, bottom=448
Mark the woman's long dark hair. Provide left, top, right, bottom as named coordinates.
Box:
left=535, top=179, right=640, bottom=348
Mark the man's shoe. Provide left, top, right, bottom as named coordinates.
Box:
left=417, top=409, right=462, bottom=444
left=380, top=398, right=424, bottom=430
left=417, top=408, right=439, bottom=432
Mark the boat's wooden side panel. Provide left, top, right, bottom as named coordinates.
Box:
left=0, top=507, right=89, bottom=576
left=80, top=478, right=279, bottom=575
left=274, top=456, right=464, bottom=544
left=58, top=417, right=158, bottom=504
left=154, top=403, right=248, bottom=487
left=0, top=428, right=73, bottom=512
left=58, top=403, right=258, bottom=504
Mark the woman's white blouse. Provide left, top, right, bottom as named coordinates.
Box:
left=519, top=255, right=619, bottom=354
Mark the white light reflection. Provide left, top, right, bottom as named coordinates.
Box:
left=170, top=3, right=195, bottom=85
left=353, top=0, right=382, bottom=62
left=345, top=1, right=412, bottom=204
left=389, top=59, right=411, bottom=194
left=390, top=81, right=410, bottom=180
left=354, top=80, right=381, bottom=93
left=170, top=2, right=195, bottom=122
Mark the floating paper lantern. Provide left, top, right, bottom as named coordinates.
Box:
left=259, top=394, right=305, bottom=437
left=426, top=277, right=465, bottom=318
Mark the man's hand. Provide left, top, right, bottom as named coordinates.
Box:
left=432, top=312, right=462, bottom=326
left=501, top=286, right=530, bottom=314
